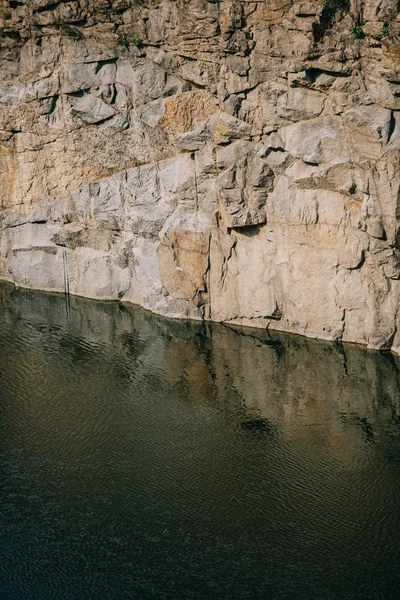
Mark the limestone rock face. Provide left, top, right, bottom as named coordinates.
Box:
left=1, top=0, right=400, bottom=351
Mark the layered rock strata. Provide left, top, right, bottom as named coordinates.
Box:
left=1, top=0, right=400, bottom=350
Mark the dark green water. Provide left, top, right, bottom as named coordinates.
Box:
left=0, top=284, right=400, bottom=600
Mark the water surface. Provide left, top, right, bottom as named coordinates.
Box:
left=0, top=284, right=400, bottom=599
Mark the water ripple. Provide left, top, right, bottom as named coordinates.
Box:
left=0, top=284, right=400, bottom=599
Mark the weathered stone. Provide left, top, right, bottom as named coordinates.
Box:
left=216, top=148, right=274, bottom=229
left=158, top=216, right=211, bottom=306
left=279, top=117, right=350, bottom=165
left=67, top=94, right=116, bottom=124
left=1, top=0, right=400, bottom=353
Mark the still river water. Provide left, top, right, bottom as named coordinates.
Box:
left=0, top=283, right=399, bottom=600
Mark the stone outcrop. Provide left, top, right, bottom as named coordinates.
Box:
left=1, top=0, right=400, bottom=351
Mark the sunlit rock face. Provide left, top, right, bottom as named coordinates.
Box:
left=1, top=0, right=400, bottom=350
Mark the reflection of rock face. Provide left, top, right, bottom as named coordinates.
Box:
left=3, top=284, right=399, bottom=465
left=209, top=326, right=400, bottom=461
left=0, top=285, right=9, bottom=311
left=1, top=1, right=400, bottom=350
left=164, top=319, right=400, bottom=462
left=3, top=293, right=400, bottom=600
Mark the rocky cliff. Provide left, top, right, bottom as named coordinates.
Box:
left=1, top=0, right=400, bottom=350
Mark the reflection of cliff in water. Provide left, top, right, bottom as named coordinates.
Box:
left=165, top=322, right=400, bottom=463
left=2, top=282, right=399, bottom=466
left=0, top=284, right=10, bottom=311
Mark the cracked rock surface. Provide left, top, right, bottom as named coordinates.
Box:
left=1, top=0, right=400, bottom=350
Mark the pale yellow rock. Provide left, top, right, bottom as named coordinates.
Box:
left=158, top=90, right=219, bottom=135
left=158, top=227, right=210, bottom=305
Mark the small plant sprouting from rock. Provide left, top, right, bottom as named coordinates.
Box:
left=118, top=35, right=129, bottom=48
left=382, top=23, right=390, bottom=38
left=313, top=0, right=349, bottom=43
left=117, top=35, right=142, bottom=49
left=350, top=25, right=364, bottom=39
left=0, top=7, right=12, bottom=20
left=322, top=0, right=349, bottom=21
